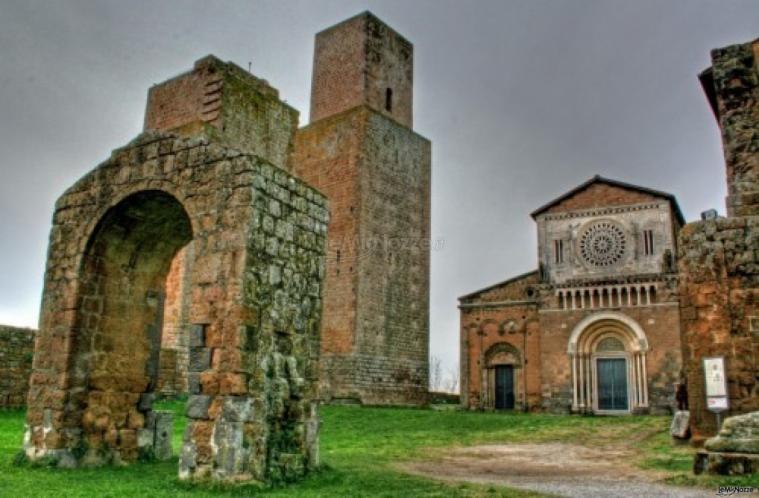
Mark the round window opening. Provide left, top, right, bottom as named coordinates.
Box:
left=578, top=221, right=627, bottom=267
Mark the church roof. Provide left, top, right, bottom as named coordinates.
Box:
left=529, top=175, right=685, bottom=225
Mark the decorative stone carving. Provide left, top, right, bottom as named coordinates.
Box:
left=578, top=220, right=627, bottom=268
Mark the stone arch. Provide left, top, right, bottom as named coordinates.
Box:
left=567, top=311, right=649, bottom=354
left=64, top=191, right=192, bottom=457
left=484, top=342, right=522, bottom=368
left=567, top=312, right=650, bottom=414
left=24, top=133, right=328, bottom=483
left=480, top=341, right=524, bottom=411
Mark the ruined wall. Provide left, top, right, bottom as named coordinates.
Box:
left=703, top=39, right=759, bottom=217
left=310, top=12, right=413, bottom=128
left=26, top=129, right=327, bottom=482
left=679, top=217, right=758, bottom=439
left=679, top=38, right=759, bottom=440
left=145, top=55, right=298, bottom=170
left=0, top=325, right=35, bottom=408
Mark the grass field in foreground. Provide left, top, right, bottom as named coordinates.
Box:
left=0, top=402, right=755, bottom=497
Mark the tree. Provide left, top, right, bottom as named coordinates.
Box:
left=429, top=355, right=442, bottom=392
left=445, top=364, right=459, bottom=394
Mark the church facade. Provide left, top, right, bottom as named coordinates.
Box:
left=460, top=176, right=684, bottom=414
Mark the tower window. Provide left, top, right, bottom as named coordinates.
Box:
left=643, top=230, right=654, bottom=256
left=385, top=88, right=393, bottom=112
left=554, top=239, right=564, bottom=264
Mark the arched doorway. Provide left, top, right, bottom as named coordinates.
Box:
left=68, top=190, right=193, bottom=461
left=482, top=342, right=521, bottom=410
left=568, top=312, right=649, bottom=414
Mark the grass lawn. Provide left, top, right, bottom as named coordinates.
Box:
left=0, top=402, right=756, bottom=497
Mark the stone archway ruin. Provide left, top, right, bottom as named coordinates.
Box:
left=24, top=132, right=328, bottom=482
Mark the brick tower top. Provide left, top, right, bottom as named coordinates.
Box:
left=309, top=12, right=414, bottom=128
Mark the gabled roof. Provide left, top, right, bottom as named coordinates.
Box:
left=458, top=269, right=539, bottom=302
left=529, top=175, right=685, bottom=225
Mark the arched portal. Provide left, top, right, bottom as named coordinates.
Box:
left=567, top=312, right=649, bottom=414
left=68, top=190, right=192, bottom=461
left=481, top=342, right=522, bottom=411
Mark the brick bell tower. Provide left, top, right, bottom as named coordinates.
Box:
left=292, top=12, right=431, bottom=405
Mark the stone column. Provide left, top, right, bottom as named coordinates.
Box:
left=571, top=353, right=578, bottom=410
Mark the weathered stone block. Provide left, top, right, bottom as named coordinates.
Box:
left=670, top=410, right=690, bottom=439
left=187, top=373, right=201, bottom=395
left=213, top=421, right=245, bottom=476
left=188, top=348, right=211, bottom=372
left=222, top=396, right=254, bottom=422
left=705, top=411, right=759, bottom=454
left=186, top=395, right=212, bottom=420
left=153, top=410, right=174, bottom=461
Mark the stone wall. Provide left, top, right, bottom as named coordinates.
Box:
left=700, top=39, right=759, bottom=218
left=145, top=55, right=298, bottom=170
left=26, top=129, right=327, bottom=481
left=678, top=217, right=758, bottom=438
left=679, top=37, right=759, bottom=440
left=0, top=325, right=35, bottom=408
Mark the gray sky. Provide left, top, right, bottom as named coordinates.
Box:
left=1, top=0, right=757, bottom=377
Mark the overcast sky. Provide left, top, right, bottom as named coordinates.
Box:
left=1, top=0, right=757, bottom=378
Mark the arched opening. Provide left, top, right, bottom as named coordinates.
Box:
left=568, top=312, right=649, bottom=414
left=68, top=190, right=193, bottom=462
left=482, top=342, right=522, bottom=411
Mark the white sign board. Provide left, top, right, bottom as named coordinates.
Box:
left=707, top=397, right=728, bottom=410
left=704, top=357, right=727, bottom=396
left=703, top=356, right=729, bottom=413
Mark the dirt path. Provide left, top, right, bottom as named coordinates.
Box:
left=401, top=443, right=712, bottom=498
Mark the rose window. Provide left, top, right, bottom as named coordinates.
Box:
left=578, top=221, right=627, bottom=267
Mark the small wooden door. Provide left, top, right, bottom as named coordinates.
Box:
left=494, top=365, right=515, bottom=410
left=597, top=358, right=628, bottom=410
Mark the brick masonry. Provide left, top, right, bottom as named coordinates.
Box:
left=291, top=12, right=430, bottom=406
left=678, top=37, right=759, bottom=441
left=0, top=325, right=35, bottom=408
left=309, top=12, right=413, bottom=128
left=461, top=180, right=684, bottom=415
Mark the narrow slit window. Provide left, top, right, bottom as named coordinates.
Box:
left=554, top=239, right=564, bottom=264
left=385, top=88, right=393, bottom=112
left=643, top=230, right=654, bottom=256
